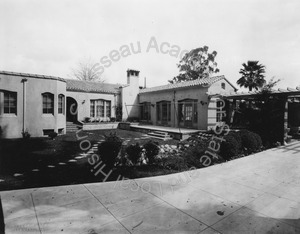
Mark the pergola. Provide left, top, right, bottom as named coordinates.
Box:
left=208, top=86, right=300, bottom=144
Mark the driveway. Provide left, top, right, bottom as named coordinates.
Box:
left=1, top=141, right=300, bottom=233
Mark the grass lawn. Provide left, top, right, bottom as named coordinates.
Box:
left=0, top=129, right=178, bottom=191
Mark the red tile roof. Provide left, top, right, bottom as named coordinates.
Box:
left=66, top=79, right=122, bottom=94
left=139, top=75, right=235, bottom=93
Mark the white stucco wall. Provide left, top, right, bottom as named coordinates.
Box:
left=66, top=91, right=118, bottom=122
left=0, top=73, right=66, bottom=138
left=121, top=71, right=140, bottom=121
left=139, top=78, right=236, bottom=130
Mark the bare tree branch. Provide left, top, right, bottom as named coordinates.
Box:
left=70, top=58, right=104, bottom=82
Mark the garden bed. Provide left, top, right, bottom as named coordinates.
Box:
left=0, top=128, right=275, bottom=191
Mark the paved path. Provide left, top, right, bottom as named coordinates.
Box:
left=1, top=141, right=300, bottom=233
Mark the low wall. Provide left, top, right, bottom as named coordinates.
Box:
left=82, top=123, right=119, bottom=131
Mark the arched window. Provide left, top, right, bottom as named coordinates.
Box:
left=42, top=93, right=54, bottom=114
left=3, top=91, right=17, bottom=114
left=58, top=94, right=65, bottom=114
left=221, top=82, right=226, bottom=90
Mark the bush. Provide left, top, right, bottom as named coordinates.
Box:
left=22, top=130, right=31, bottom=139
left=126, top=143, right=142, bottom=165
left=84, top=117, right=91, bottom=123
left=220, top=135, right=239, bottom=161
left=98, top=132, right=122, bottom=167
left=159, top=153, right=187, bottom=171
left=181, top=139, right=209, bottom=168
left=48, top=132, right=58, bottom=140
left=252, top=132, right=263, bottom=149
left=227, top=131, right=242, bottom=152
left=143, top=140, right=159, bottom=164
left=239, top=130, right=259, bottom=153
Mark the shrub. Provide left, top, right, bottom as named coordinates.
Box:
left=49, top=132, right=58, bottom=140
left=22, top=130, right=31, bottom=139
left=227, top=131, right=242, bottom=152
left=126, top=143, right=142, bottom=165
left=98, top=132, right=122, bottom=167
left=181, top=139, right=209, bottom=168
left=220, top=135, right=239, bottom=161
left=239, top=130, right=259, bottom=153
left=252, top=132, right=263, bottom=149
left=143, top=140, right=159, bottom=164
left=84, top=117, right=91, bottom=123
left=159, top=153, right=187, bottom=171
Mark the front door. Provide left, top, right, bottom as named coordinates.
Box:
left=184, top=103, right=193, bottom=128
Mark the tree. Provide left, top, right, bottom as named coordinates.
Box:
left=259, top=77, right=281, bottom=95
left=70, top=58, right=104, bottom=82
left=169, top=46, right=220, bottom=83
left=237, top=61, right=266, bottom=91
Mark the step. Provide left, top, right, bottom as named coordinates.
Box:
left=147, top=134, right=172, bottom=141
left=152, top=131, right=169, bottom=135
left=148, top=132, right=169, bottom=138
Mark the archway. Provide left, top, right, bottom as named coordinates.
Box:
left=66, top=97, right=78, bottom=122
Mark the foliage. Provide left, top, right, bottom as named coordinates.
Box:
left=22, top=129, right=31, bottom=139
left=115, top=105, right=123, bottom=121
left=126, top=143, right=142, bottom=165
left=158, top=152, right=187, bottom=171
left=84, top=117, right=91, bottom=122
left=169, top=46, right=219, bottom=83
left=70, top=58, right=104, bottom=82
left=252, top=132, right=263, bottom=149
left=49, top=132, right=58, bottom=140
left=259, top=77, right=281, bottom=95
left=237, top=61, right=266, bottom=91
left=220, top=135, right=239, bottom=161
left=239, top=130, right=260, bottom=153
left=181, top=139, right=209, bottom=168
left=143, top=140, right=160, bottom=164
left=227, top=131, right=242, bottom=152
left=98, top=132, right=122, bottom=167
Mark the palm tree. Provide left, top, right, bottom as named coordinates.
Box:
left=237, top=61, right=266, bottom=91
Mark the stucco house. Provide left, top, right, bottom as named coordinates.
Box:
left=0, top=69, right=236, bottom=138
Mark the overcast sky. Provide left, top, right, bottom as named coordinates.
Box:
left=1, top=0, right=300, bottom=89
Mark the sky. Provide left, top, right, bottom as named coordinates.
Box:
left=1, top=0, right=300, bottom=90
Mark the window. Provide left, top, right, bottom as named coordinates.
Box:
left=178, top=99, right=198, bottom=126
left=156, top=101, right=171, bottom=122
left=140, top=102, right=151, bottom=121
left=4, top=91, right=17, bottom=114
left=43, top=129, right=54, bottom=136
left=221, top=82, right=226, bottom=90
left=42, top=93, right=54, bottom=114
left=90, top=99, right=111, bottom=118
left=58, top=94, right=64, bottom=114
left=216, top=100, right=226, bottom=122
left=96, top=100, right=104, bottom=117
left=106, top=101, right=111, bottom=118
left=90, top=100, right=95, bottom=117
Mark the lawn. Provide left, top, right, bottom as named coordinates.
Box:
left=0, top=129, right=178, bottom=191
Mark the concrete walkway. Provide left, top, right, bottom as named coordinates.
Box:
left=1, top=141, right=300, bottom=233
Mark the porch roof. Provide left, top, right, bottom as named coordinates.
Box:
left=208, top=86, right=300, bottom=100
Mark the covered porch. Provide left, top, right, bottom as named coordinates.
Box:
left=213, top=87, right=300, bottom=145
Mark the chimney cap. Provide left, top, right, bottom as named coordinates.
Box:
left=127, top=69, right=140, bottom=76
